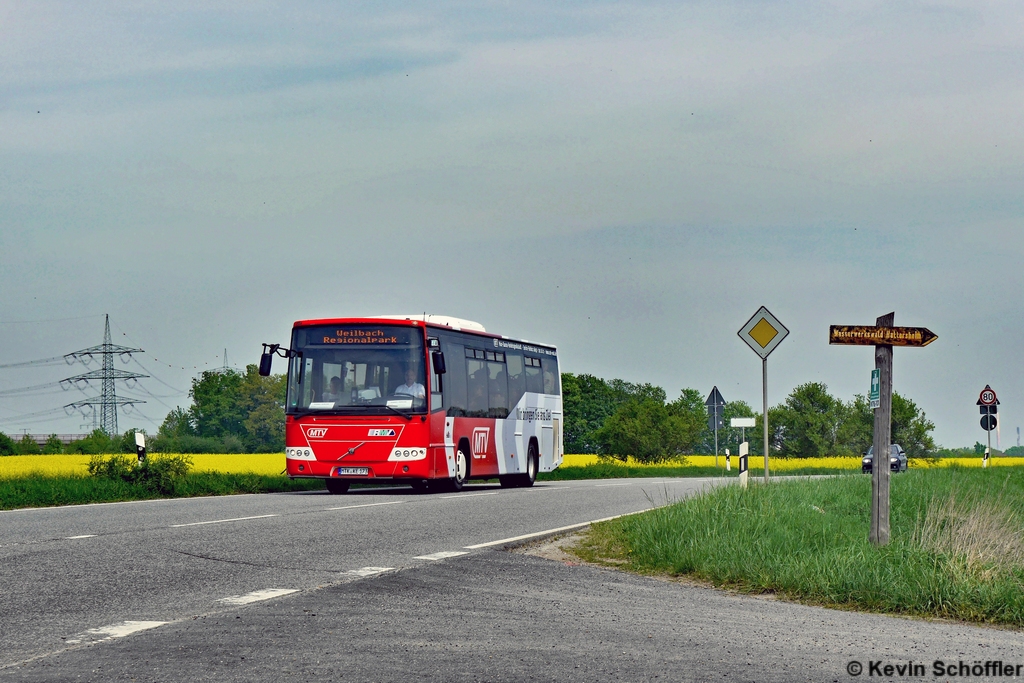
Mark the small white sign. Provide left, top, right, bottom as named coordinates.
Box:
left=730, top=417, right=756, bottom=428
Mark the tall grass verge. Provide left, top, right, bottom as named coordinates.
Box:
left=0, top=473, right=325, bottom=510
left=571, top=467, right=1024, bottom=625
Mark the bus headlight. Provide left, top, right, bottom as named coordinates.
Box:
left=286, top=447, right=316, bottom=460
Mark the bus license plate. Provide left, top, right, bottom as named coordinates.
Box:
left=337, top=467, right=369, bottom=476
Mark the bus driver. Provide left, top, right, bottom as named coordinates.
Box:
left=394, top=367, right=426, bottom=399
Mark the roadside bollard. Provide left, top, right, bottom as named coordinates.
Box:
left=984, top=447, right=989, bottom=468
left=135, top=432, right=147, bottom=464
left=739, top=442, right=748, bottom=489
left=725, top=448, right=731, bottom=472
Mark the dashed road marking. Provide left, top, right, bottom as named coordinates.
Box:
left=65, top=535, right=96, bottom=539
left=326, top=501, right=405, bottom=511
left=218, top=588, right=299, bottom=605
left=170, top=514, right=278, bottom=527
left=65, top=620, right=167, bottom=645
left=413, top=551, right=469, bottom=561
left=440, top=491, right=500, bottom=499
left=464, top=509, right=650, bottom=549
left=594, top=482, right=633, bottom=487
left=348, top=566, right=393, bottom=577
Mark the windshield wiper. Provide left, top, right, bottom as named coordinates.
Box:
left=384, top=404, right=414, bottom=421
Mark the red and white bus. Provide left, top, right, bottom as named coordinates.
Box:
left=260, top=315, right=563, bottom=493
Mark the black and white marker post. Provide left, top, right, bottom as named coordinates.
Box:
left=738, top=442, right=748, bottom=489
left=135, top=432, right=147, bottom=464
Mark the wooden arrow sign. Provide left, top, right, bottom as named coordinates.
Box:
left=829, top=325, right=937, bottom=347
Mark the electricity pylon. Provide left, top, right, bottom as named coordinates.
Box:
left=63, top=315, right=147, bottom=436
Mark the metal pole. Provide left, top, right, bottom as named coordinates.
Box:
left=986, top=429, right=992, bottom=468
left=714, top=419, right=719, bottom=469
left=762, top=357, right=769, bottom=483
left=870, top=312, right=894, bottom=547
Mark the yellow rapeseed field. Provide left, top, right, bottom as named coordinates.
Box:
left=0, top=453, right=286, bottom=479
left=1, top=453, right=1020, bottom=479
left=562, top=453, right=1024, bottom=470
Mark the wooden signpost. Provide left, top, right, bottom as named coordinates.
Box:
left=829, top=313, right=937, bottom=546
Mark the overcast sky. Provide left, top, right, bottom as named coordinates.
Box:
left=1, top=1, right=1022, bottom=449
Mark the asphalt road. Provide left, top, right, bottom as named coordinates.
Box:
left=3, top=478, right=1023, bottom=682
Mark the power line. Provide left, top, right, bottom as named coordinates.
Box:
left=0, top=314, right=105, bottom=325
left=0, top=356, right=69, bottom=369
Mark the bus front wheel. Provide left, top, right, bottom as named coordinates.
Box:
left=447, top=446, right=469, bottom=492
left=325, top=479, right=350, bottom=494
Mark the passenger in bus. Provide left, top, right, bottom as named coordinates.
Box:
left=394, top=367, right=426, bottom=399
left=322, top=376, right=344, bottom=403
left=543, top=370, right=557, bottom=395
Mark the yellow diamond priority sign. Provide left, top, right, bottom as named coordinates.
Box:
left=738, top=306, right=789, bottom=360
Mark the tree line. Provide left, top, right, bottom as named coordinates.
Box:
left=563, top=373, right=937, bottom=463
left=0, top=369, right=941, bottom=460
left=0, top=364, right=285, bottom=455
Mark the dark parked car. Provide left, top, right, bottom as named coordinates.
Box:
left=862, top=444, right=907, bottom=473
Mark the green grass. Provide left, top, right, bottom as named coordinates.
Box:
left=0, top=473, right=326, bottom=510
left=570, top=467, right=1024, bottom=626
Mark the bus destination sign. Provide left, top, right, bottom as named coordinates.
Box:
left=829, top=325, right=937, bottom=347
left=321, top=328, right=401, bottom=345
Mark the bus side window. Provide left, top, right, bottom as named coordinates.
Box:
left=466, top=348, right=488, bottom=417
left=525, top=356, right=543, bottom=394
left=486, top=350, right=508, bottom=418
left=442, top=340, right=467, bottom=416
left=506, top=352, right=525, bottom=409
left=541, top=357, right=560, bottom=395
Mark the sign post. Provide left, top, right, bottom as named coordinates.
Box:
left=705, top=387, right=726, bottom=469
left=978, top=385, right=999, bottom=467
left=829, top=313, right=937, bottom=547
left=738, top=307, right=789, bottom=483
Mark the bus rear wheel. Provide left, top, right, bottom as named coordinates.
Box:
left=325, top=479, right=350, bottom=494
left=520, top=445, right=539, bottom=488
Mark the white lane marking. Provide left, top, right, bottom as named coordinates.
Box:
left=65, top=535, right=96, bottom=539
left=413, top=551, right=469, bottom=561
left=464, top=509, right=650, bottom=549
left=348, top=566, right=393, bottom=577
left=326, top=501, right=405, bottom=511
left=218, top=588, right=299, bottom=605
left=65, top=620, right=167, bottom=645
left=440, top=491, right=500, bottom=499
left=170, top=514, right=278, bottom=528
left=595, top=482, right=634, bottom=487
left=523, top=486, right=570, bottom=492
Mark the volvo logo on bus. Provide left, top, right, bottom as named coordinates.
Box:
left=306, top=428, right=329, bottom=438
left=472, top=428, right=489, bottom=458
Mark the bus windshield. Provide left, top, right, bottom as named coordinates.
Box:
left=286, top=324, right=427, bottom=415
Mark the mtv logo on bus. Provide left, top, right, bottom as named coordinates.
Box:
left=306, top=428, right=328, bottom=438
left=472, top=428, right=489, bottom=458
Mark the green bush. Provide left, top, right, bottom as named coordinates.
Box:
left=88, top=453, right=194, bottom=495
left=0, top=432, right=14, bottom=456
left=42, top=434, right=64, bottom=454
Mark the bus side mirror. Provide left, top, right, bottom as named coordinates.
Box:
left=432, top=351, right=446, bottom=375
left=259, top=352, right=273, bottom=376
